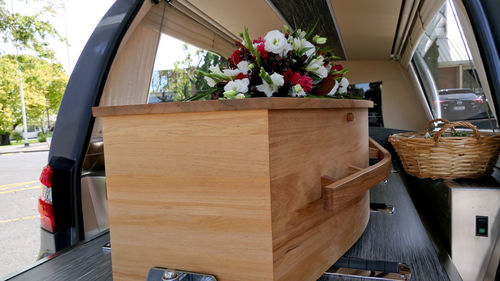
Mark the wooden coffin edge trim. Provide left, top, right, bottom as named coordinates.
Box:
left=92, top=98, right=373, bottom=117
left=321, top=138, right=392, bottom=212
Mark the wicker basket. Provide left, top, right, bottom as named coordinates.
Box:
left=389, top=119, right=500, bottom=179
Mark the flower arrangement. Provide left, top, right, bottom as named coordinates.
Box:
left=188, top=25, right=350, bottom=101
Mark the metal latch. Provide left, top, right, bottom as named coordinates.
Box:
left=370, top=203, right=395, bottom=214
left=323, top=257, right=411, bottom=280
left=147, top=267, right=217, bottom=281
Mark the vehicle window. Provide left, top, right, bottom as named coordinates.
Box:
left=148, top=34, right=225, bottom=103
left=412, top=0, right=496, bottom=126
left=349, top=82, right=384, bottom=127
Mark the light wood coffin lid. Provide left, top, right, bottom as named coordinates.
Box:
left=93, top=98, right=372, bottom=117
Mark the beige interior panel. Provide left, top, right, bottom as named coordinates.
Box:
left=142, top=4, right=236, bottom=57
left=339, top=60, right=428, bottom=130
left=184, top=0, right=285, bottom=40
left=99, top=24, right=159, bottom=107
left=331, top=0, right=401, bottom=60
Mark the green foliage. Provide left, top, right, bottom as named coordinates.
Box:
left=0, top=54, right=68, bottom=135
left=0, top=0, right=65, bottom=59
left=37, top=132, right=47, bottom=142
left=11, top=130, right=22, bottom=141
left=149, top=45, right=226, bottom=102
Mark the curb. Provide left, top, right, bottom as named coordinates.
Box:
left=0, top=149, right=49, bottom=155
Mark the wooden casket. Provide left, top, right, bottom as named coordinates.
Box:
left=92, top=98, right=391, bottom=281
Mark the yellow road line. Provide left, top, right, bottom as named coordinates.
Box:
left=0, top=180, right=38, bottom=191
left=0, top=215, right=40, bottom=224
left=0, top=185, right=39, bottom=194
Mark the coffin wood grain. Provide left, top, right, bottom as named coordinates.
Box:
left=321, top=138, right=392, bottom=212
left=103, top=110, right=274, bottom=281
left=93, top=98, right=372, bottom=117
left=97, top=100, right=378, bottom=281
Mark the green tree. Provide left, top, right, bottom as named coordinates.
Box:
left=0, top=0, right=66, bottom=144
left=149, top=45, right=226, bottom=102
left=0, top=55, right=67, bottom=144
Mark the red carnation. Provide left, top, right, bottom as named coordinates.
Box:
left=230, top=49, right=242, bottom=65
left=256, top=43, right=268, bottom=59
left=295, top=73, right=313, bottom=93
left=331, top=64, right=343, bottom=72
left=284, top=71, right=295, bottom=83
left=284, top=71, right=313, bottom=93
left=253, top=37, right=264, bottom=44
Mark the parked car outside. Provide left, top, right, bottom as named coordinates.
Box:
left=438, top=88, right=487, bottom=121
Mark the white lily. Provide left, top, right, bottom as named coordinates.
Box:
left=306, top=56, right=328, bottom=78
left=306, top=56, right=324, bottom=72
left=338, top=77, right=349, bottom=94
left=204, top=76, right=216, bottom=87
left=303, top=41, right=316, bottom=57
left=209, top=65, right=223, bottom=75
left=224, top=78, right=250, bottom=93
left=291, top=38, right=315, bottom=57
left=256, top=73, right=284, bottom=97
left=237, top=61, right=251, bottom=75
left=222, top=68, right=242, bottom=78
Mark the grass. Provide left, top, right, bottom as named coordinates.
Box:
left=5, top=139, right=41, bottom=146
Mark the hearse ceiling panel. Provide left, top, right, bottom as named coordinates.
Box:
left=269, top=0, right=346, bottom=59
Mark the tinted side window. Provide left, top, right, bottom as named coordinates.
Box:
left=412, top=0, right=496, bottom=125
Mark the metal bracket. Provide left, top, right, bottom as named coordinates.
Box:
left=324, top=260, right=411, bottom=281
left=147, top=267, right=217, bottom=281
left=370, top=203, right=395, bottom=214
left=102, top=242, right=111, bottom=254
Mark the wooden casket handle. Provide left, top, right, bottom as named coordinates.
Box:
left=321, top=138, right=392, bottom=212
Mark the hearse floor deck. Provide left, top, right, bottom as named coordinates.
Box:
left=6, top=128, right=458, bottom=281
left=7, top=171, right=455, bottom=281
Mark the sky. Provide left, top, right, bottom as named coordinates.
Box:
left=6, top=0, right=195, bottom=75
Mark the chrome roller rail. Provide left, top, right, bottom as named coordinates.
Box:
left=147, top=267, right=217, bottom=281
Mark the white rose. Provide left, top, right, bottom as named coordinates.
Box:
left=224, top=78, right=250, bottom=93
left=237, top=61, right=250, bottom=75
left=235, top=93, right=245, bottom=99
left=264, top=30, right=292, bottom=56
left=256, top=73, right=284, bottom=97
left=204, top=76, right=216, bottom=87
left=338, top=77, right=349, bottom=94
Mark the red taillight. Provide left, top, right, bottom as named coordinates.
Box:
left=39, top=165, right=55, bottom=232
left=40, top=165, right=52, bottom=188
left=38, top=198, right=55, bottom=232
left=473, top=98, right=484, bottom=104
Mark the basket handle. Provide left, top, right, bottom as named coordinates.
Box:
left=422, top=118, right=450, bottom=133
left=433, top=121, right=481, bottom=143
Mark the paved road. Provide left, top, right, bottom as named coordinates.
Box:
left=0, top=151, right=48, bottom=279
